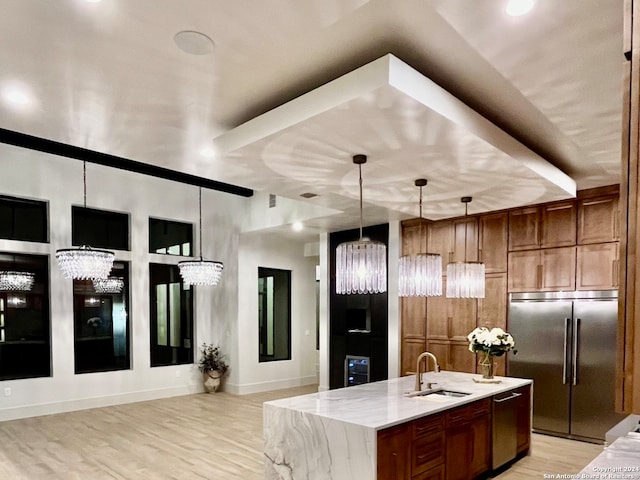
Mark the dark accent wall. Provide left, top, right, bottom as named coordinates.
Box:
left=329, top=223, right=388, bottom=389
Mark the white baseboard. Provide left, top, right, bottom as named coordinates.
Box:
left=0, top=384, right=202, bottom=422
left=227, top=375, right=318, bottom=395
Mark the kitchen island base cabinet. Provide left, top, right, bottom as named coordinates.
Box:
left=377, top=424, right=411, bottom=480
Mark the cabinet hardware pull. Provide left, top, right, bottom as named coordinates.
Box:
left=494, top=392, right=522, bottom=403
left=573, top=318, right=580, bottom=385
left=563, top=318, right=570, bottom=384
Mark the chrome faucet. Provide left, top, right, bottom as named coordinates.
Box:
left=415, top=351, right=440, bottom=392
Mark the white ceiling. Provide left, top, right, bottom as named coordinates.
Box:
left=0, top=0, right=624, bottom=237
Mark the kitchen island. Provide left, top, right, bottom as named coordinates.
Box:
left=263, top=371, right=532, bottom=480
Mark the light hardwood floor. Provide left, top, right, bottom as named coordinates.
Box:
left=0, top=385, right=603, bottom=479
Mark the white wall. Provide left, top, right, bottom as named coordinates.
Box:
left=234, top=231, right=318, bottom=394
left=0, top=143, right=247, bottom=421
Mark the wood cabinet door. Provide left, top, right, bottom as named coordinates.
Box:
left=428, top=221, right=453, bottom=262
left=478, top=273, right=507, bottom=376
left=578, top=196, right=619, bottom=244
left=541, top=247, right=576, bottom=291
left=508, top=207, right=540, bottom=251
left=541, top=201, right=577, bottom=248
left=378, top=424, right=411, bottom=480
left=426, top=294, right=449, bottom=339
left=577, top=243, right=619, bottom=290
left=426, top=339, right=450, bottom=371
left=448, top=298, right=476, bottom=340
left=449, top=341, right=476, bottom=374
left=508, top=250, right=541, bottom=292
left=479, top=212, right=508, bottom=272
left=402, top=296, right=427, bottom=338
left=402, top=220, right=428, bottom=255
left=477, top=273, right=507, bottom=329
left=444, top=423, right=472, bottom=480
left=452, top=218, right=478, bottom=262
left=469, top=414, right=491, bottom=478
left=402, top=338, right=426, bottom=376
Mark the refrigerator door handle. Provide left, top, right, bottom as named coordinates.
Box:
left=572, top=317, right=580, bottom=385
left=563, top=318, right=570, bottom=385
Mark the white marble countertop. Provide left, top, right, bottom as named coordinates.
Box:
left=265, top=371, right=532, bottom=430
left=579, top=435, right=640, bottom=476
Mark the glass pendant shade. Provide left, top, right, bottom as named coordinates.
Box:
left=335, top=154, right=387, bottom=295
left=56, top=246, right=115, bottom=280
left=446, top=261, right=485, bottom=298
left=178, top=259, right=224, bottom=286
left=399, top=253, right=442, bottom=297
left=177, top=186, right=224, bottom=287
left=0, top=271, right=35, bottom=291
left=93, top=276, right=124, bottom=294
left=336, top=239, right=387, bottom=294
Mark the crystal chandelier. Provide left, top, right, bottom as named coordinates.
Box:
left=178, top=187, right=224, bottom=286
left=399, top=179, right=442, bottom=297
left=56, top=162, right=114, bottom=280
left=0, top=271, right=35, bottom=291
left=93, top=276, right=124, bottom=294
left=446, top=197, right=485, bottom=298
left=336, top=154, right=387, bottom=295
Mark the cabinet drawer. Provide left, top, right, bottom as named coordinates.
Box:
left=470, top=398, right=491, bottom=417
left=445, top=405, right=471, bottom=428
left=412, top=432, right=445, bottom=475
left=412, top=414, right=444, bottom=439
left=412, top=463, right=444, bottom=480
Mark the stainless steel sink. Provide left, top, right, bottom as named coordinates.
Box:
left=404, top=388, right=470, bottom=398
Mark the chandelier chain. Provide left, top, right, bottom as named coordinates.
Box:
left=358, top=163, right=363, bottom=240
left=199, top=187, right=203, bottom=260
left=83, top=161, right=87, bottom=209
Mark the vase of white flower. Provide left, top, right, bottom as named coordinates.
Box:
left=467, top=326, right=516, bottom=381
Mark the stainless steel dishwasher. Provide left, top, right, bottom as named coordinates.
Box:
left=492, top=391, right=522, bottom=469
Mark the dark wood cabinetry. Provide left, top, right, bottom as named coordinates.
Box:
left=578, top=195, right=619, bottom=244
left=479, top=212, right=508, bottom=273
left=378, top=423, right=411, bottom=480
left=444, top=399, right=491, bottom=480
left=509, top=202, right=576, bottom=251
left=577, top=242, right=619, bottom=290
left=377, top=395, right=523, bottom=480
left=508, top=247, right=576, bottom=292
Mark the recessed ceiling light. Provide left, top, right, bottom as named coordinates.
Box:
left=174, top=31, right=215, bottom=55
left=2, top=85, right=33, bottom=108
left=292, top=222, right=304, bottom=232
left=300, top=192, right=318, bottom=199
left=200, top=146, right=216, bottom=158
left=505, top=0, right=535, bottom=16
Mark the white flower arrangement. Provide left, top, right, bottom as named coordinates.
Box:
left=467, top=326, right=516, bottom=357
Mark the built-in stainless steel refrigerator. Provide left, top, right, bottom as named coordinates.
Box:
left=508, top=291, right=625, bottom=442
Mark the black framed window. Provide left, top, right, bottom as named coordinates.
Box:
left=73, top=262, right=130, bottom=374
left=0, top=195, right=48, bottom=243
left=149, top=263, right=193, bottom=367
left=149, top=218, right=192, bottom=256
left=72, top=206, right=129, bottom=251
left=258, top=267, right=291, bottom=363
left=0, top=253, right=50, bottom=380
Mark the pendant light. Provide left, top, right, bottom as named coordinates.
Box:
left=93, top=276, right=124, bottom=294
left=178, top=187, right=224, bottom=286
left=446, top=197, right=485, bottom=298
left=56, top=162, right=115, bottom=280
left=398, top=179, right=442, bottom=297
left=0, top=270, right=34, bottom=291
left=336, top=154, right=387, bottom=295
